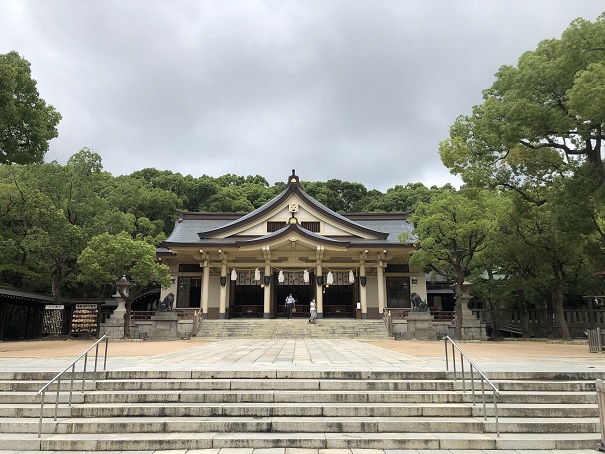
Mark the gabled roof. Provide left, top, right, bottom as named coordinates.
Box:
left=161, top=170, right=415, bottom=249
left=195, top=170, right=388, bottom=240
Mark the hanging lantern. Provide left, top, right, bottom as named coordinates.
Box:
left=303, top=269, right=309, bottom=283
left=327, top=271, right=334, bottom=285
left=278, top=270, right=285, bottom=283
left=349, top=270, right=354, bottom=284
left=254, top=268, right=260, bottom=281
left=231, top=269, right=237, bottom=281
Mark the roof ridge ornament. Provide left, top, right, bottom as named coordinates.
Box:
left=288, top=169, right=299, bottom=186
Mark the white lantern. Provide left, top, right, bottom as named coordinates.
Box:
left=278, top=270, right=285, bottom=283
left=254, top=268, right=260, bottom=281
left=303, top=269, right=309, bottom=283
left=327, top=271, right=334, bottom=285
left=231, top=269, right=237, bottom=281
left=349, top=270, right=354, bottom=284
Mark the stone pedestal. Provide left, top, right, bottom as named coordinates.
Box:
left=149, top=311, right=179, bottom=340
left=450, top=281, right=488, bottom=341
left=100, top=296, right=130, bottom=339
left=403, top=311, right=438, bottom=340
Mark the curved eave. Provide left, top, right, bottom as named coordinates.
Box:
left=196, top=183, right=388, bottom=240
left=197, top=188, right=290, bottom=238
left=296, top=189, right=389, bottom=239
left=235, top=223, right=351, bottom=248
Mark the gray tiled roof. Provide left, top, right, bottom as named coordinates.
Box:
left=163, top=215, right=413, bottom=246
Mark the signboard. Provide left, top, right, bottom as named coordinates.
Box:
left=70, top=304, right=99, bottom=335
left=42, top=306, right=64, bottom=335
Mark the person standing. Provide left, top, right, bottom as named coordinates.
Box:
left=285, top=293, right=295, bottom=319
left=309, top=299, right=317, bottom=323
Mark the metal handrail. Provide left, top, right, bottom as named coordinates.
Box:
left=37, top=335, right=109, bottom=438
left=444, top=336, right=500, bottom=436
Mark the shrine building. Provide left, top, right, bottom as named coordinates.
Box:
left=157, top=170, right=426, bottom=320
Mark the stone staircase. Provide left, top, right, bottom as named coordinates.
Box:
left=194, top=319, right=391, bottom=339
left=0, top=369, right=599, bottom=451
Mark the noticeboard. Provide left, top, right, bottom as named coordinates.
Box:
left=70, top=303, right=99, bottom=335
left=42, top=305, right=64, bottom=335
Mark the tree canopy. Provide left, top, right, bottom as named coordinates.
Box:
left=439, top=14, right=605, bottom=196
left=0, top=51, right=61, bottom=165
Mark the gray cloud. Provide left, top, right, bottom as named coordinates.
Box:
left=0, top=1, right=602, bottom=191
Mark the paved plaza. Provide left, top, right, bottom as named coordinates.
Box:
left=0, top=337, right=603, bottom=454
left=0, top=337, right=602, bottom=374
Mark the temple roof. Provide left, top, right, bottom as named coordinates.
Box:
left=161, top=170, right=414, bottom=249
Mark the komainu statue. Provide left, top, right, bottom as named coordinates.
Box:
left=410, top=292, right=428, bottom=312
left=157, top=293, right=175, bottom=312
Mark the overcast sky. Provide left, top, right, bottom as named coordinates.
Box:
left=1, top=2, right=602, bottom=192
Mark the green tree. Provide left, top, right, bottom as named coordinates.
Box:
left=440, top=14, right=605, bottom=194
left=103, top=176, right=183, bottom=236
left=407, top=190, right=499, bottom=339
left=77, top=231, right=171, bottom=339
left=0, top=51, right=62, bottom=165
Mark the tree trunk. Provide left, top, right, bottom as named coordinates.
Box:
left=546, top=297, right=554, bottom=338
left=553, top=285, right=571, bottom=340
left=454, top=280, right=463, bottom=340
left=123, top=299, right=132, bottom=339
left=51, top=268, right=62, bottom=301
left=487, top=298, right=502, bottom=340
left=519, top=290, right=530, bottom=338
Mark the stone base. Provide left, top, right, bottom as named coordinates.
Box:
left=402, top=311, right=438, bottom=340
left=148, top=312, right=179, bottom=340
left=447, top=320, right=488, bottom=341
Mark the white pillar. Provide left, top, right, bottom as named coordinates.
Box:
left=263, top=263, right=271, bottom=318
left=316, top=264, right=323, bottom=318
left=359, top=263, right=367, bottom=319
left=201, top=262, right=209, bottom=319
left=219, top=262, right=227, bottom=319
left=377, top=261, right=386, bottom=317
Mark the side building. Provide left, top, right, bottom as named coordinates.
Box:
left=157, top=170, right=426, bottom=320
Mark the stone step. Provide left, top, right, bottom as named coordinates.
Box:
left=1, top=369, right=601, bottom=381
left=194, top=319, right=391, bottom=339
left=3, top=415, right=600, bottom=435
left=2, top=416, right=492, bottom=434
left=0, top=377, right=597, bottom=393
left=1, top=388, right=594, bottom=405
left=1, top=431, right=598, bottom=451
left=70, top=402, right=475, bottom=418
left=0, top=401, right=597, bottom=419
left=491, top=380, right=596, bottom=392
left=92, top=378, right=458, bottom=392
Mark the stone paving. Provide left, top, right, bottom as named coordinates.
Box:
left=0, top=447, right=600, bottom=454
left=1, top=338, right=604, bottom=373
